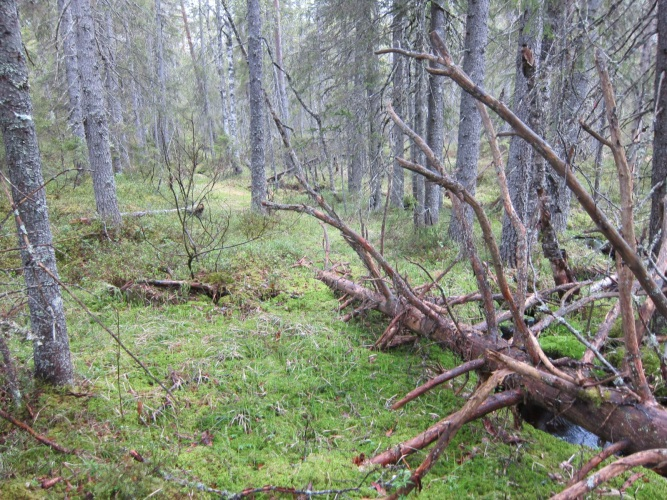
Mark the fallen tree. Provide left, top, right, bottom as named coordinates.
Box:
left=261, top=28, right=667, bottom=497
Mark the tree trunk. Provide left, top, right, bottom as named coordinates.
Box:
left=155, top=0, right=170, bottom=160
left=219, top=8, right=241, bottom=173
left=449, top=0, right=489, bottom=240
left=214, top=0, right=229, bottom=137
left=180, top=0, right=214, bottom=153
left=73, top=0, right=122, bottom=227
left=0, top=0, right=74, bottom=385
left=651, top=0, right=667, bottom=250
left=56, top=0, right=87, bottom=178
left=248, top=0, right=266, bottom=212
left=424, top=2, right=445, bottom=226
left=411, top=3, right=427, bottom=227
left=500, top=7, right=542, bottom=266
left=272, top=0, right=294, bottom=178
left=103, top=9, right=130, bottom=173
left=390, top=0, right=406, bottom=208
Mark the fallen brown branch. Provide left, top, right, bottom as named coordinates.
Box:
left=552, top=449, right=667, bottom=500
left=567, top=439, right=630, bottom=486
left=391, top=358, right=485, bottom=410
left=388, top=370, right=512, bottom=498
left=0, top=407, right=74, bottom=454
left=370, top=389, right=522, bottom=466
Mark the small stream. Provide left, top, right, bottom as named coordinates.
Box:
left=522, top=405, right=603, bottom=448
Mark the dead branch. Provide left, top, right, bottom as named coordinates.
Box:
left=0, top=407, right=74, bottom=454
left=583, top=302, right=620, bottom=364
left=579, top=118, right=613, bottom=148
left=370, top=389, right=522, bottom=466
left=567, top=439, right=630, bottom=486
left=476, top=101, right=528, bottom=314
left=392, top=157, right=573, bottom=382
left=596, top=49, right=653, bottom=402
left=552, top=449, right=667, bottom=500
left=391, top=358, right=485, bottom=410
left=378, top=33, right=667, bottom=322
left=374, top=311, right=407, bottom=350
left=388, top=370, right=512, bottom=498
left=388, top=104, right=551, bottom=368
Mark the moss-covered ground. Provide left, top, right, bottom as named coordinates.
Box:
left=1, top=171, right=666, bottom=498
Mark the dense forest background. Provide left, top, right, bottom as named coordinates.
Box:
left=2, top=0, right=667, bottom=497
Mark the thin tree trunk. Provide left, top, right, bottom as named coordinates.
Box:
left=248, top=0, right=266, bottom=212
left=0, top=0, right=74, bottom=385
left=651, top=0, right=667, bottom=249
left=224, top=11, right=241, bottom=172
left=272, top=0, right=293, bottom=177
left=155, top=0, right=170, bottom=160
left=390, top=0, right=406, bottom=208
left=73, top=0, right=122, bottom=227
left=214, top=0, right=229, bottom=137
left=424, top=2, right=445, bottom=226
left=180, top=0, right=214, bottom=153
left=412, top=3, right=427, bottom=227
left=103, top=10, right=129, bottom=173
left=449, top=0, right=489, bottom=240
left=56, top=0, right=87, bottom=179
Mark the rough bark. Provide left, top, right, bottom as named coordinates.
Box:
left=449, top=0, right=489, bottom=240
left=56, top=0, right=87, bottom=177
left=73, top=0, right=122, bottom=227
left=651, top=0, right=667, bottom=250
left=424, top=2, right=445, bottom=226
left=214, top=0, right=229, bottom=137
left=0, top=0, right=74, bottom=385
left=248, top=0, right=266, bottom=212
left=103, top=9, right=130, bottom=173
left=390, top=0, right=406, bottom=208
left=500, top=8, right=542, bottom=266
left=411, top=2, right=427, bottom=226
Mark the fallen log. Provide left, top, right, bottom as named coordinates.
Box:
left=318, top=270, right=667, bottom=468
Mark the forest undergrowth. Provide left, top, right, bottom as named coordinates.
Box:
left=1, top=171, right=666, bottom=498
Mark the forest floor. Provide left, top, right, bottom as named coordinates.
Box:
left=1, top=170, right=666, bottom=498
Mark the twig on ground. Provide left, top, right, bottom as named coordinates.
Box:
left=0, top=407, right=75, bottom=454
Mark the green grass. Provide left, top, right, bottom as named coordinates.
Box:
left=1, top=171, right=666, bottom=498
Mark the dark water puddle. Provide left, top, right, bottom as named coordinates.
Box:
left=521, top=405, right=602, bottom=448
